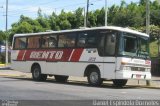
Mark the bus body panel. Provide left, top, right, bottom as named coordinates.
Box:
left=11, top=61, right=30, bottom=72
left=48, top=62, right=102, bottom=77
left=103, top=57, right=116, bottom=79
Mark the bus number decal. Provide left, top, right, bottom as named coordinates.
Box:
left=88, top=57, right=96, bottom=62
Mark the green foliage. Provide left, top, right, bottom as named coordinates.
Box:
left=16, top=22, right=33, bottom=33
left=58, top=10, right=71, bottom=30
left=150, top=40, right=158, bottom=57
left=0, top=31, right=5, bottom=42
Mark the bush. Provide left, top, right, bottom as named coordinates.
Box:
left=0, top=52, right=11, bottom=64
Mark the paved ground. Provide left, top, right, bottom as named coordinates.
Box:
left=0, top=77, right=160, bottom=100
left=0, top=68, right=160, bottom=88
left=0, top=76, right=160, bottom=106
left=0, top=67, right=160, bottom=106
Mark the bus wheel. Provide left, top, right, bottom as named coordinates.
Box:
left=32, top=65, right=47, bottom=81
left=112, top=79, right=127, bottom=87
left=87, top=68, right=103, bottom=86
left=54, top=75, right=69, bottom=83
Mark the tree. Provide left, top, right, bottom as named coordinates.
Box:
left=36, top=13, right=50, bottom=30
left=67, top=12, right=77, bottom=29
left=75, top=8, right=84, bottom=28
left=15, top=22, right=33, bottom=33
left=49, top=12, right=59, bottom=30
left=0, top=31, right=5, bottom=43
left=150, top=0, right=160, bottom=26
left=58, top=10, right=71, bottom=30
left=88, top=11, right=96, bottom=27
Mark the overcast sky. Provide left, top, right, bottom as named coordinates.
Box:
left=0, top=0, right=155, bottom=31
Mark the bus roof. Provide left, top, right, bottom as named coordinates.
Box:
left=14, top=26, right=149, bottom=37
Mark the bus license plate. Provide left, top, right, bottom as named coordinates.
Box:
left=133, top=74, right=144, bottom=79
left=136, top=75, right=141, bottom=78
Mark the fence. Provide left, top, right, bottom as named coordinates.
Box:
left=151, top=58, right=160, bottom=76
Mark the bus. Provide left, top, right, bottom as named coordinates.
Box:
left=11, top=26, right=151, bottom=87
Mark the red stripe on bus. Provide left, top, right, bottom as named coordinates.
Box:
left=17, top=49, right=83, bottom=62
left=24, top=49, right=73, bottom=61
left=70, top=49, right=83, bottom=62
left=17, top=50, right=25, bottom=61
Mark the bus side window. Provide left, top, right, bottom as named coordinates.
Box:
left=86, top=33, right=97, bottom=47
left=27, top=36, right=41, bottom=49
left=105, top=34, right=116, bottom=55
left=49, top=35, right=57, bottom=48
left=58, top=33, right=76, bottom=48
left=98, top=35, right=105, bottom=56
left=41, top=36, right=48, bottom=48
left=14, top=37, right=27, bottom=49
left=77, top=33, right=87, bottom=47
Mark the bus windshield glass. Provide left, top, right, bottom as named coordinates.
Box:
left=119, top=32, right=149, bottom=59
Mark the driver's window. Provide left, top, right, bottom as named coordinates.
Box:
left=124, top=36, right=137, bottom=53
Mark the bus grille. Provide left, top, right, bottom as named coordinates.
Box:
left=131, top=67, right=145, bottom=71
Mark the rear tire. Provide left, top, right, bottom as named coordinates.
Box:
left=112, top=79, right=127, bottom=87
left=32, top=65, right=47, bottom=81
left=87, top=68, right=103, bottom=86
left=54, top=75, right=69, bottom=82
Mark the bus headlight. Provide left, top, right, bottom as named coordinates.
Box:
left=126, top=67, right=131, bottom=70
left=120, top=66, right=131, bottom=71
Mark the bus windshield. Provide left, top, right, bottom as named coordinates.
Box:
left=118, top=32, right=149, bottom=59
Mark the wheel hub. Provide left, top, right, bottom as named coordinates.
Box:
left=90, top=72, right=98, bottom=83
left=34, top=68, right=40, bottom=78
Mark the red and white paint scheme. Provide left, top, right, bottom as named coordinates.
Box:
left=11, top=26, right=151, bottom=87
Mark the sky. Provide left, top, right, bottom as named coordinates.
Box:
left=0, top=0, right=155, bottom=31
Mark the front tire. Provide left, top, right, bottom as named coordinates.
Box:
left=87, top=68, right=103, bottom=86
left=54, top=75, right=69, bottom=83
left=112, top=79, right=128, bottom=87
left=32, top=65, right=47, bottom=81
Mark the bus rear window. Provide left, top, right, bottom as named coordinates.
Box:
left=14, top=37, right=27, bottom=49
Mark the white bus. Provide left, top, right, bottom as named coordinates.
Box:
left=11, top=26, right=151, bottom=87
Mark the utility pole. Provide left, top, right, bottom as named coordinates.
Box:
left=146, top=0, right=151, bottom=86
left=86, top=0, right=89, bottom=27
left=84, top=7, right=86, bottom=27
left=146, top=0, right=150, bottom=35
left=105, top=0, right=108, bottom=26
left=5, top=0, right=8, bottom=65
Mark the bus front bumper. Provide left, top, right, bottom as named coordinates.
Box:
left=115, top=70, right=151, bottom=80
